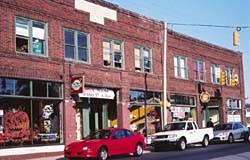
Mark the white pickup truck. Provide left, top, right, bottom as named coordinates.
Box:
left=151, top=121, right=214, bottom=151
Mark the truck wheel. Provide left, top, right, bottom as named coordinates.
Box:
left=202, top=136, right=209, bottom=147
left=228, top=134, right=234, bottom=143
left=178, top=138, right=186, bottom=151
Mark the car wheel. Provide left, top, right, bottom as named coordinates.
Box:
left=134, top=143, right=143, bottom=157
left=244, top=133, right=249, bottom=142
left=202, top=136, right=209, bottom=147
left=98, top=147, right=108, bottom=160
left=228, top=134, right=234, bottom=143
left=178, top=138, right=186, bottom=151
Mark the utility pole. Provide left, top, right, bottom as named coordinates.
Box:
left=163, top=22, right=168, bottom=126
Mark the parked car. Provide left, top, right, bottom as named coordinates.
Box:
left=64, top=128, right=146, bottom=160
left=212, top=122, right=249, bottom=143
left=151, top=121, right=214, bottom=151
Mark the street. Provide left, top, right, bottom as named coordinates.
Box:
left=33, top=141, right=250, bottom=160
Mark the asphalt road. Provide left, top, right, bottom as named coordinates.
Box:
left=32, top=141, right=250, bottom=160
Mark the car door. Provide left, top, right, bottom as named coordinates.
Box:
left=109, top=129, right=127, bottom=155
left=232, top=123, right=241, bottom=139
left=186, top=122, right=198, bottom=143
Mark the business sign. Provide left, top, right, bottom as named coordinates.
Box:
left=200, top=91, right=210, bottom=103
left=79, top=88, right=115, bottom=99
left=70, top=76, right=84, bottom=94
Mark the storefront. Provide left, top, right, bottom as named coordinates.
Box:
left=169, top=94, right=196, bottom=122
left=129, top=90, right=162, bottom=137
left=226, top=98, right=242, bottom=123
left=0, top=77, right=63, bottom=148
left=74, top=87, right=117, bottom=139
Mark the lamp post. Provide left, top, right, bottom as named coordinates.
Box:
left=144, top=73, right=148, bottom=144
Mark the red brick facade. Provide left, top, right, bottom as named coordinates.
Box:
left=0, top=0, right=245, bottom=158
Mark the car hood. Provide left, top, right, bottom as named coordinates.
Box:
left=153, top=130, right=183, bottom=136
left=66, top=139, right=105, bottom=149
left=214, top=130, right=230, bottom=135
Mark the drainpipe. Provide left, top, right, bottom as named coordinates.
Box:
left=163, top=22, right=168, bottom=126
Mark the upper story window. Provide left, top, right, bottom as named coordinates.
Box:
left=225, top=67, right=234, bottom=86
left=193, top=60, right=205, bottom=82
left=211, top=64, right=220, bottom=84
left=103, top=38, right=123, bottom=68
left=15, top=17, right=47, bottom=56
left=134, top=46, right=152, bottom=73
left=174, top=55, right=188, bottom=79
left=64, top=29, right=90, bottom=62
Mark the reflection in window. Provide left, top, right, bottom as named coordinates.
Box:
left=64, top=29, right=90, bottom=62
left=48, top=82, right=62, bottom=98
left=15, top=79, right=30, bottom=96
left=103, top=38, right=123, bottom=68
left=0, top=78, right=15, bottom=95
left=134, top=46, right=152, bottom=72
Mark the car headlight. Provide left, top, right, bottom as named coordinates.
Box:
left=168, top=134, right=177, bottom=138
left=82, top=146, right=89, bottom=150
left=65, top=146, right=70, bottom=151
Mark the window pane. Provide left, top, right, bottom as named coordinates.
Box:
left=16, top=37, right=29, bottom=53
left=48, top=82, right=61, bottom=97
left=64, top=30, right=74, bottom=45
left=78, top=48, right=88, bottom=61
left=114, top=52, right=121, bottom=62
left=65, top=45, right=75, bottom=59
left=32, top=22, right=45, bottom=40
left=33, top=81, right=47, bottom=97
left=78, top=33, right=87, bottom=47
left=0, top=78, right=14, bottom=95
left=32, top=39, right=44, bottom=54
left=16, top=18, right=29, bottom=37
left=15, top=79, right=30, bottom=96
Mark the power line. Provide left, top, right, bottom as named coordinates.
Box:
left=168, top=23, right=250, bottom=29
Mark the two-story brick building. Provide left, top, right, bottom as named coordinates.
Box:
left=167, top=30, right=245, bottom=128
left=0, top=0, right=246, bottom=158
left=0, top=0, right=164, bottom=158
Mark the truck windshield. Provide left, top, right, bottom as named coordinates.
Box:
left=164, top=122, right=186, bottom=131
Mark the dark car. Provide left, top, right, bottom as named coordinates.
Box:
left=64, top=128, right=146, bottom=160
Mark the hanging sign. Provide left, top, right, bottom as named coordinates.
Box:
left=200, top=91, right=210, bottom=103
left=70, top=76, right=84, bottom=94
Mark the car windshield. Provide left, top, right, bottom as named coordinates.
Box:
left=214, top=124, right=232, bottom=130
left=85, top=129, right=112, bottom=140
left=163, top=122, right=186, bottom=131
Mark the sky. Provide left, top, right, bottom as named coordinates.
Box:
left=106, top=0, right=250, bottom=104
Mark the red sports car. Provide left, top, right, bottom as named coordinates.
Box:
left=64, top=128, right=146, bottom=160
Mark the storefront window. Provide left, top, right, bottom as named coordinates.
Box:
left=0, top=77, right=63, bottom=148
left=129, top=90, right=162, bottom=137
left=227, top=99, right=242, bottom=122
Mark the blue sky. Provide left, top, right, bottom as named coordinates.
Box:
left=106, top=0, right=250, bottom=104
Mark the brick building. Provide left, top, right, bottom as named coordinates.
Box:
left=0, top=0, right=246, bottom=158
left=167, top=30, right=245, bottom=128
left=0, top=0, right=164, bottom=158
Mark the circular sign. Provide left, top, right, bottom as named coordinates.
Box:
left=200, top=91, right=210, bottom=103
left=71, top=79, right=82, bottom=91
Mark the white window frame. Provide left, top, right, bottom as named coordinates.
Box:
left=225, top=67, right=234, bottom=86
left=64, top=28, right=90, bottom=63
left=193, top=60, right=206, bottom=82
left=211, top=64, right=220, bottom=84
left=174, top=55, right=188, bottom=79
left=134, top=46, right=152, bottom=73
left=15, top=17, right=47, bottom=56
left=103, top=38, right=124, bottom=69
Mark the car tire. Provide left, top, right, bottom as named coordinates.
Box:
left=178, top=138, right=186, bottom=151
left=98, top=147, right=108, bottom=160
left=202, top=136, right=209, bottom=147
left=228, top=134, right=234, bottom=143
left=134, top=143, right=143, bottom=157
left=244, top=133, right=249, bottom=142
